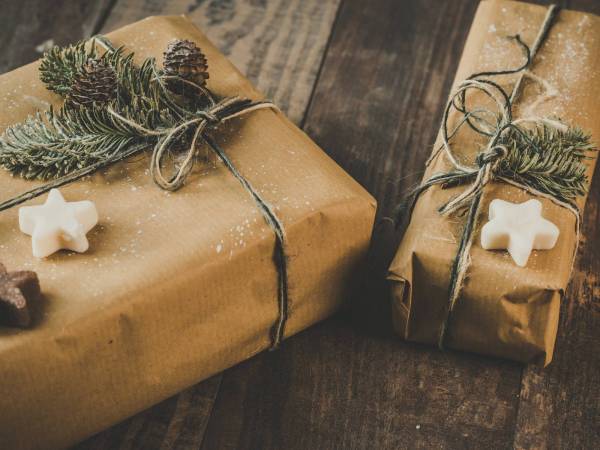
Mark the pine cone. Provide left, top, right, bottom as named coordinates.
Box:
left=67, top=58, right=118, bottom=108
left=163, top=39, right=209, bottom=92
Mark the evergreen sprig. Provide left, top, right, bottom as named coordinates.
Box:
left=0, top=38, right=204, bottom=180
left=495, top=124, right=595, bottom=203
left=1, top=106, right=150, bottom=179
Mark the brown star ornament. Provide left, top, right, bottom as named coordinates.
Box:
left=0, top=263, right=40, bottom=328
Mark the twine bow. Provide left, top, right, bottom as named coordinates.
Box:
left=398, top=4, right=594, bottom=349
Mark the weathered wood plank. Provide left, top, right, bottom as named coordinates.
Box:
left=73, top=376, right=222, bottom=450
left=101, top=0, right=341, bottom=124
left=202, top=318, right=523, bottom=450
left=200, top=1, right=526, bottom=449
left=75, top=0, right=340, bottom=448
left=0, top=0, right=114, bottom=73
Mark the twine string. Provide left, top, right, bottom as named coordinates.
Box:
left=204, top=135, right=289, bottom=349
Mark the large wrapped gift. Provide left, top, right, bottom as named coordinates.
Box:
left=0, top=16, right=376, bottom=449
left=389, top=0, right=599, bottom=365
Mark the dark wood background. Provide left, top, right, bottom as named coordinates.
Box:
left=2, top=0, right=600, bottom=448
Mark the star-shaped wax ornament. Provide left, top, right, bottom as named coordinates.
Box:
left=0, top=263, right=40, bottom=328
left=19, top=189, right=99, bottom=258
left=480, top=199, right=559, bottom=267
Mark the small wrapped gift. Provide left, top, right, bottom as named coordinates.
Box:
left=0, top=16, right=375, bottom=449
left=389, top=0, right=599, bottom=365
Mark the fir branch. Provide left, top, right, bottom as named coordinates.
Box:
left=39, top=42, right=97, bottom=96
left=495, top=124, right=596, bottom=203
left=0, top=106, right=146, bottom=179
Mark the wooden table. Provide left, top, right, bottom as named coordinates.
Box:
left=2, top=0, right=600, bottom=448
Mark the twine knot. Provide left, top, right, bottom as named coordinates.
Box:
left=149, top=96, right=276, bottom=191
left=197, top=110, right=219, bottom=125
left=476, top=145, right=508, bottom=168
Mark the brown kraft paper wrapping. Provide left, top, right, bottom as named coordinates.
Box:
left=0, top=16, right=376, bottom=450
left=388, top=0, right=599, bottom=366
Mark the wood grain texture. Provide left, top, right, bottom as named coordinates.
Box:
left=202, top=318, right=522, bottom=450
left=74, top=376, right=222, bottom=450
left=102, top=0, right=341, bottom=124
left=0, top=0, right=114, bottom=73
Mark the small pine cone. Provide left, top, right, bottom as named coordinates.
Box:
left=163, top=39, right=209, bottom=91
left=67, top=58, right=118, bottom=108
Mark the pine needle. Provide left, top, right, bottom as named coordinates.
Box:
left=39, top=41, right=97, bottom=96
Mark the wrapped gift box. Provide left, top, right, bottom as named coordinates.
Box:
left=388, top=0, right=599, bottom=365
left=0, top=16, right=376, bottom=449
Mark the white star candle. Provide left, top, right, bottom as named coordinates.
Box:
left=19, top=189, right=98, bottom=258
left=480, top=199, right=559, bottom=267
